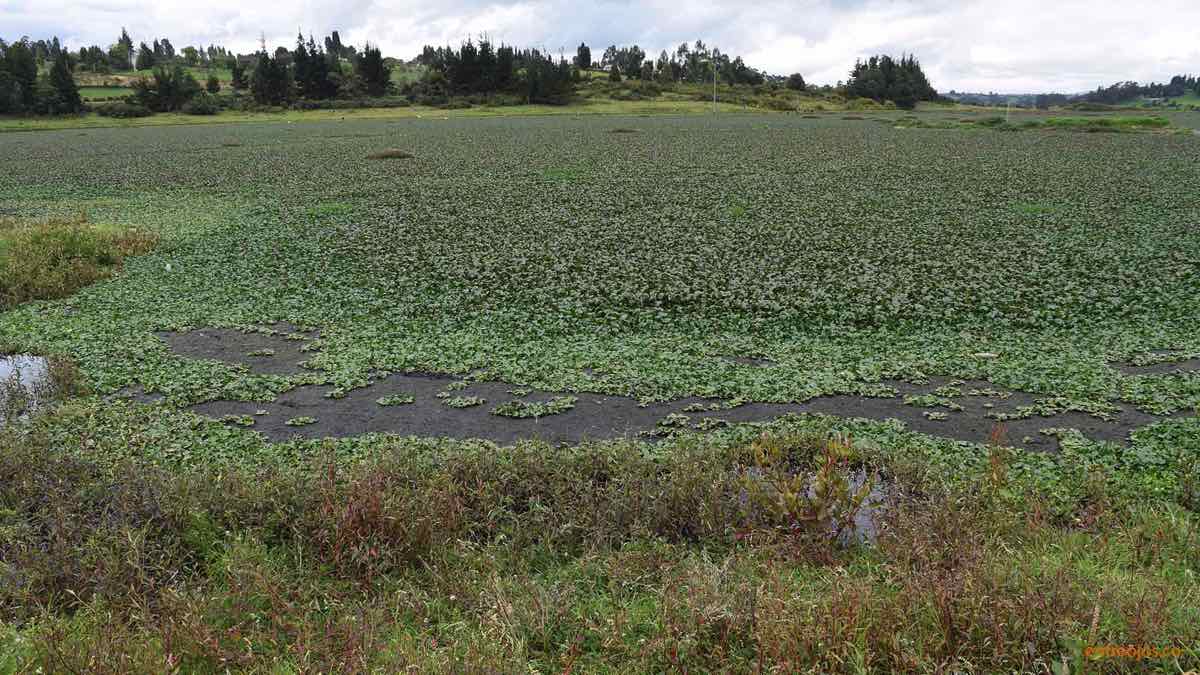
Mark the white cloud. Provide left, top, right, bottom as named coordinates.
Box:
left=3, top=0, right=1198, bottom=92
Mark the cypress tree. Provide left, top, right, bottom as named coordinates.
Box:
left=495, top=45, right=514, bottom=89
left=251, top=51, right=290, bottom=105
left=477, top=38, right=496, bottom=92
left=137, top=42, right=156, bottom=69
left=0, top=43, right=18, bottom=114
left=47, top=50, right=81, bottom=113
left=355, top=44, right=389, bottom=97
left=115, top=28, right=133, bottom=70
left=845, top=53, right=936, bottom=108
left=305, top=35, right=335, bottom=99
left=292, top=33, right=310, bottom=97
left=230, top=59, right=246, bottom=90
left=5, top=39, right=38, bottom=108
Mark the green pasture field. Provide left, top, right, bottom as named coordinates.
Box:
left=1, top=113, right=1198, bottom=670
left=129, top=65, right=233, bottom=81
left=77, top=85, right=131, bottom=100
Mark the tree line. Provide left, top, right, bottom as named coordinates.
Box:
left=415, top=40, right=574, bottom=104
left=130, top=34, right=391, bottom=111
left=1078, top=75, right=1199, bottom=105
left=590, top=40, right=766, bottom=86
left=56, top=27, right=240, bottom=74
left=0, top=39, right=81, bottom=114
left=412, top=38, right=776, bottom=102
left=244, top=37, right=390, bottom=106
left=3, top=24, right=958, bottom=116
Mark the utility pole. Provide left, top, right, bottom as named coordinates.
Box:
left=703, top=57, right=717, bottom=114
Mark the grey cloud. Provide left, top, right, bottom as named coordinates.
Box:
left=3, top=0, right=1197, bottom=92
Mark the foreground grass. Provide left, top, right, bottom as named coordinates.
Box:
left=0, top=215, right=156, bottom=309
left=0, top=403, right=1196, bottom=672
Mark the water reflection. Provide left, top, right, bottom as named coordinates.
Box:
left=0, top=354, right=50, bottom=424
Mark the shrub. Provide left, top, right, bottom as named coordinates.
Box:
left=131, top=65, right=201, bottom=112
left=94, top=102, right=152, bottom=118
left=845, top=97, right=882, bottom=111
left=181, top=94, right=219, bottom=116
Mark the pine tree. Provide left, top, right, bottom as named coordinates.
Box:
left=132, top=64, right=200, bottom=111
left=47, top=49, right=82, bottom=113
left=845, top=53, right=936, bottom=108
left=496, top=45, right=514, bottom=89
left=355, top=44, right=389, bottom=97
left=250, top=51, right=290, bottom=105
left=0, top=70, right=17, bottom=114
left=609, top=63, right=621, bottom=82
left=206, top=74, right=220, bottom=94
left=305, top=35, right=335, bottom=99
left=0, top=40, right=22, bottom=114
left=292, top=33, right=310, bottom=97
left=114, top=28, right=133, bottom=70
left=230, top=58, right=246, bottom=90
left=575, top=43, right=591, bottom=70
left=456, top=39, right=479, bottom=91
left=655, top=51, right=672, bottom=83
left=5, top=39, right=38, bottom=109
left=478, top=38, right=497, bottom=92
left=137, top=42, right=156, bottom=70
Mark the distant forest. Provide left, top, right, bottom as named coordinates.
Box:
left=3, top=26, right=948, bottom=116
left=947, top=74, right=1200, bottom=109
left=1077, top=75, right=1199, bottom=104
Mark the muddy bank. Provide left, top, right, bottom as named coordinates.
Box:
left=157, top=327, right=1194, bottom=448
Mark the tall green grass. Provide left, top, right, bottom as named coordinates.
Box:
left=0, top=215, right=157, bottom=309
left=1043, top=115, right=1171, bottom=130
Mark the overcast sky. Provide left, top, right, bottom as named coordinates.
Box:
left=3, top=0, right=1198, bottom=93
